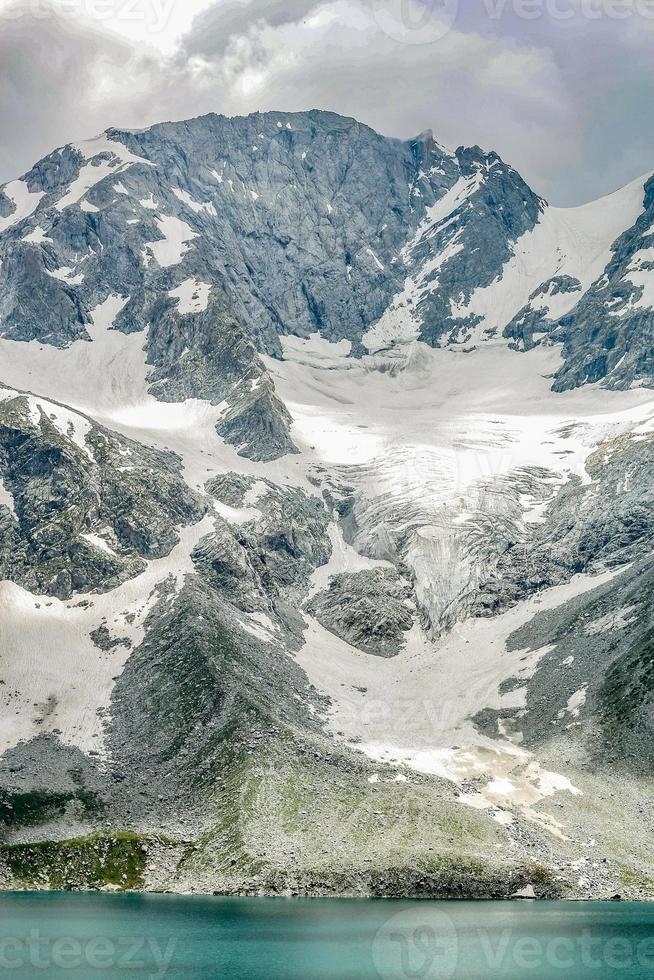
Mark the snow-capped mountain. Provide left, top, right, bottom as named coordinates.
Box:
left=0, top=111, right=653, bottom=898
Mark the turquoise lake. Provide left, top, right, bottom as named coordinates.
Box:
left=0, top=894, right=653, bottom=979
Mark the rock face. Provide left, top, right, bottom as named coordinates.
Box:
left=0, top=112, right=652, bottom=388
left=194, top=474, right=331, bottom=617
left=307, top=568, right=414, bottom=657
left=0, top=109, right=653, bottom=901
left=553, top=175, right=654, bottom=390
left=0, top=110, right=652, bottom=394
left=0, top=390, right=204, bottom=599
left=473, top=430, right=654, bottom=615
left=412, top=146, right=544, bottom=348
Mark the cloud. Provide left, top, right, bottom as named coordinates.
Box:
left=0, top=0, right=653, bottom=205
left=163, top=0, right=579, bottom=199
left=0, top=3, right=162, bottom=180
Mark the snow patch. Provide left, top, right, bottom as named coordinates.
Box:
left=0, top=477, right=16, bottom=516
left=56, top=133, right=153, bottom=211
left=80, top=533, right=117, bottom=556
left=22, top=226, right=52, bottom=245
left=584, top=605, right=637, bottom=635
left=89, top=294, right=129, bottom=332
left=144, top=215, right=198, bottom=268
left=558, top=686, right=588, bottom=720
left=168, top=278, right=211, bottom=314
left=0, top=180, right=44, bottom=234
left=173, top=187, right=217, bottom=216
left=46, top=266, right=85, bottom=286
left=366, top=248, right=385, bottom=271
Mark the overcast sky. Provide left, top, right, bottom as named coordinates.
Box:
left=1, top=0, right=653, bottom=204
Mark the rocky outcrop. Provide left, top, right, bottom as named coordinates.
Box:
left=473, top=432, right=654, bottom=616
left=415, top=147, right=544, bottom=348
left=553, top=175, right=654, bottom=390
left=193, top=475, right=331, bottom=615
left=505, top=276, right=583, bottom=350
left=307, top=568, right=414, bottom=656
left=0, top=391, right=204, bottom=598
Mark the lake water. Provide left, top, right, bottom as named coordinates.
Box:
left=0, top=893, right=653, bottom=979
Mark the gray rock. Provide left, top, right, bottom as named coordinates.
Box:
left=0, top=393, right=205, bottom=599
left=194, top=476, right=331, bottom=614
left=307, top=568, right=414, bottom=657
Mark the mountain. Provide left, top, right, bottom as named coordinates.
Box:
left=0, top=110, right=653, bottom=899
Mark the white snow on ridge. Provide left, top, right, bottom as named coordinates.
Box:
left=0, top=383, right=93, bottom=458
left=0, top=516, right=213, bottom=756
left=457, top=171, right=651, bottom=333
left=212, top=498, right=262, bottom=526
left=0, top=180, right=45, bottom=234
left=365, top=169, right=650, bottom=354
left=168, top=278, right=211, bottom=314
left=617, top=242, right=654, bottom=312
left=80, top=533, right=117, bottom=556
left=621, top=272, right=654, bottom=312
left=417, top=173, right=483, bottom=235
left=89, top=294, right=129, bottom=332
left=56, top=133, right=154, bottom=212
left=363, top=234, right=465, bottom=352
left=362, top=175, right=481, bottom=352
left=139, top=194, right=158, bottom=210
